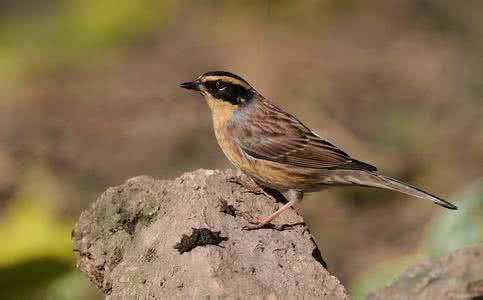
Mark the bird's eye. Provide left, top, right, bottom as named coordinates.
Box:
left=215, top=81, right=226, bottom=90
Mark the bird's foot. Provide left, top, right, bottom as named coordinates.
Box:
left=241, top=213, right=295, bottom=231
left=242, top=224, right=268, bottom=230
left=242, top=220, right=273, bottom=230
left=242, top=218, right=303, bottom=231
left=241, top=200, right=301, bottom=231
left=227, top=173, right=265, bottom=195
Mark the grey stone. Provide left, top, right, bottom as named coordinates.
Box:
left=367, top=245, right=483, bottom=300
left=72, top=169, right=349, bottom=299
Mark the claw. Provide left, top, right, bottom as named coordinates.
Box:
left=242, top=223, right=267, bottom=230
left=242, top=221, right=304, bottom=231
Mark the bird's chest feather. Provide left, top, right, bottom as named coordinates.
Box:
left=207, top=97, right=246, bottom=168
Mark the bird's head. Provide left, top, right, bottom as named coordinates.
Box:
left=180, top=71, right=255, bottom=111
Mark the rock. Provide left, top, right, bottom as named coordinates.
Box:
left=72, top=169, right=348, bottom=299
left=367, top=245, right=483, bottom=300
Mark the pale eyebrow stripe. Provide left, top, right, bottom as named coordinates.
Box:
left=202, top=76, right=251, bottom=89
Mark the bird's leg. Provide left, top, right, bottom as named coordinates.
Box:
left=243, top=190, right=304, bottom=230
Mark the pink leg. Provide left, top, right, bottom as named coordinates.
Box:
left=243, top=201, right=295, bottom=230
left=243, top=190, right=304, bottom=230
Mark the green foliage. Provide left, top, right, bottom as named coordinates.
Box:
left=0, top=164, right=73, bottom=266
left=0, top=164, right=85, bottom=299
left=0, top=0, right=178, bottom=86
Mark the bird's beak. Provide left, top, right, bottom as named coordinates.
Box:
left=180, top=80, right=201, bottom=91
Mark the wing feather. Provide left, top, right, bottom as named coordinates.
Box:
left=234, top=99, right=377, bottom=171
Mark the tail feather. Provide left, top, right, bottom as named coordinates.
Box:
left=342, top=172, right=457, bottom=210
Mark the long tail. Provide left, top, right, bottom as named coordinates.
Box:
left=339, top=171, right=457, bottom=210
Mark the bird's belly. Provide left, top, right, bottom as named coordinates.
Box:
left=248, top=160, right=324, bottom=191
left=218, top=143, right=322, bottom=191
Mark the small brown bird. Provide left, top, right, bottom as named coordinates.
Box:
left=180, top=71, right=457, bottom=229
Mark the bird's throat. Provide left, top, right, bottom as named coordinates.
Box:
left=204, top=95, right=238, bottom=129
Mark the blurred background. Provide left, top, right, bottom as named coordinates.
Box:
left=1, top=0, right=482, bottom=299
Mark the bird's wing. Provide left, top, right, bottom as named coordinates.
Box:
left=235, top=100, right=377, bottom=171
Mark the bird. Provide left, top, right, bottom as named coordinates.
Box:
left=180, top=71, right=457, bottom=230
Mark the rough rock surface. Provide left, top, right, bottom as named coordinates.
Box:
left=367, top=245, right=483, bottom=300
left=72, top=169, right=348, bottom=299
